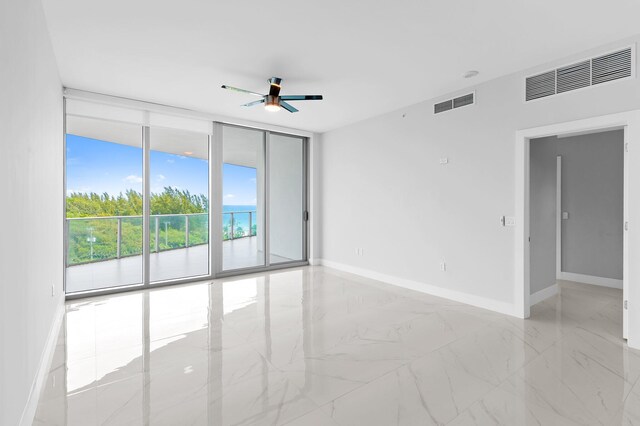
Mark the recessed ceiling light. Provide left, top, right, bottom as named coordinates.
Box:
left=463, top=70, right=479, bottom=79
left=183, top=151, right=193, bottom=155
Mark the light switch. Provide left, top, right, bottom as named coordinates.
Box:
left=562, top=212, right=569, bottom=220
left=439, top=157, right=449, bottom=165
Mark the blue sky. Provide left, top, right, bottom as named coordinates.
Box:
left=66, top=134, right=257, bottom=205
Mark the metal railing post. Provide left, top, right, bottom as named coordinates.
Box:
left=185, top=215, right=190, bottom=247
left=154, top=216, right=159, bottom=253
left=116, top=217, right=122, bottom=259
left=230, top=212, right=235, bottom=240
left=249, top=211, right=253, bottom=237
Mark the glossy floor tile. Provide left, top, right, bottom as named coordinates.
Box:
left=34, top=271, right=640, bottom=425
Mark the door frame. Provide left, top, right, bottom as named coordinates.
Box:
left=515, top=110, right=640, bottom=348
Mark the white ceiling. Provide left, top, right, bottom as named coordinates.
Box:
left=42, top=0, right=640, bottom=133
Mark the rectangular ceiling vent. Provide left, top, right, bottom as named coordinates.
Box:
left=434, top=93, right=474, bottom=114
left=525, top=46, right=633, bottom=102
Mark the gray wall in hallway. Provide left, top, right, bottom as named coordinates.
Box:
left=559, top=130, right=624, bottom=280
left=529, top=137, right=558, bottom=294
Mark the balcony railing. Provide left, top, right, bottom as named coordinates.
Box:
left=65, top=210, right=257, bottom=267
left=222, top=210, right=257, bottom=241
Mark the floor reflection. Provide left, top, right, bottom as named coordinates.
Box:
left=34, top=269, right=640, bottom=426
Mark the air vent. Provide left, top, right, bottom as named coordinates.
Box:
left=526, top=71, right=556, bottom=101
left=557, top=60, right=590, bottom=93
left=453, top=93, right=474, bottom=108
left=592, top=49, right=632, bottom=85
left=434, top=100, right=452, bottom=114
left=434, top=93, right=474, bottom=114
left=525, top=47, right=633, bottom=101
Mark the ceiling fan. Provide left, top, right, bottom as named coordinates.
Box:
left=221, top=77, right=323, bottom=113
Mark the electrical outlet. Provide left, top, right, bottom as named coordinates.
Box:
left=439, top=157, right=449, bottom=165
left=51, top=284, right=55, bottom=297
left=505, top=217, right=516, bottom=227
left=355, top=248, right=364, bottom=256
left=440, top=260, right=446, bottom=272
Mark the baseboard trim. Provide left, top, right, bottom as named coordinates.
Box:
left=530, top=284, right=558, bottom=306
left=19, top=300, right=64, bottom=426
left=317, top=259, right=519, bottom=317
left=559, top=272, right=623, bottom=289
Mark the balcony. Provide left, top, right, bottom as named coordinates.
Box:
left=65, top=211, right=284, bottom=293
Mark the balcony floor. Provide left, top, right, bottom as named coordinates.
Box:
left=66, top=237, right=294, bottom=293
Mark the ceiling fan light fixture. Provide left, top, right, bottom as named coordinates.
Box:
left=265, top=95, right=280, bottom=112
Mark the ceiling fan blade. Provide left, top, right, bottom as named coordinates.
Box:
left=280, top=95, right=323, bottom=101
left=242, top=98, right=266, bottom=107
left=221, top=85, right=264, bottom=97
left=280, top=101, right=299, bottom=113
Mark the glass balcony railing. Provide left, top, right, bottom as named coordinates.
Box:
left=222, top=211, right=257, bottom=241
left=66, top=213, right=208, bottom=267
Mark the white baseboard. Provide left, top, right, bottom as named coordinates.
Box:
left=559, top=272, right=623, bottom=289
left=19, top=300, right=64, bottom=426
left=530, top=284, right=558, bottom=306
left=317, top=259, right=519, bottom=317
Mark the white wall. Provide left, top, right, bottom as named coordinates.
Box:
left=319, top=36, right=640, bottom=313
left=0, top=0, right=64, bottom=424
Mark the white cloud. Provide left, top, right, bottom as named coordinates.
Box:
left=225, top=194, right=235, bottom=199
left=166, top=159, right=175, bottom=164
left=157, top=174, right=166, bottom=181
left=249, top=178, right=257, bottom=183
left=124, top=175, right=143, bottom=183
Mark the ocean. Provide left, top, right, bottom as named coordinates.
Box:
left=223, top=205, right=257, bottom=234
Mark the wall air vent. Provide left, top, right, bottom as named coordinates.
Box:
left=434, top=100, right=453, bottom=114
left=526, top=71, right=556, bottom=101
left=592, top=48, right=632, bottom=85
left=525, top=46, right=633, bottom=102
left=556, top=60, right=590, bottom=93
left=434, top=93, right=474, bottom=114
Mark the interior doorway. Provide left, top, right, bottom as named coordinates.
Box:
left=515, top=111, right=640, bottom=348
left=529, top=128, right=624, bottom=332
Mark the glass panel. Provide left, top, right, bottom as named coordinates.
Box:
left=149, top=127, right=209, bottom=282
left=65, top=116, right=143, bottom=293
left=269, top=134, right=305, bottom=263
left=222, top=126, right=265, bottom=270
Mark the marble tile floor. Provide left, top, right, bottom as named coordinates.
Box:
left=33, top=267, right=640, bottom=425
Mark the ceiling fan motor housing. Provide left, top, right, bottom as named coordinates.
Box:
left=265, top=95, right=281, bottom=110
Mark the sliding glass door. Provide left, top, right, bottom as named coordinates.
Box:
left=269, top=134, right=306, bottom=264
left=65, top=116, right=144, bottom=293
left=222, top=126, right=265, bottom=271
left=149, top=127, right=210, bottom=282
left=64, top=106, right=307, bottom=296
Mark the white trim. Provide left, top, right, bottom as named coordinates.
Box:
left=515, top=109, right=640, bottom=350
left=559, top=272, right=623, bottom=289
left=317, top=259, right=519, bottom=317
left=556, top=156, right=562, bottom=279
left=19, top=302, right=64, bottom=426
left=530, top=284, right=558, bottom=306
